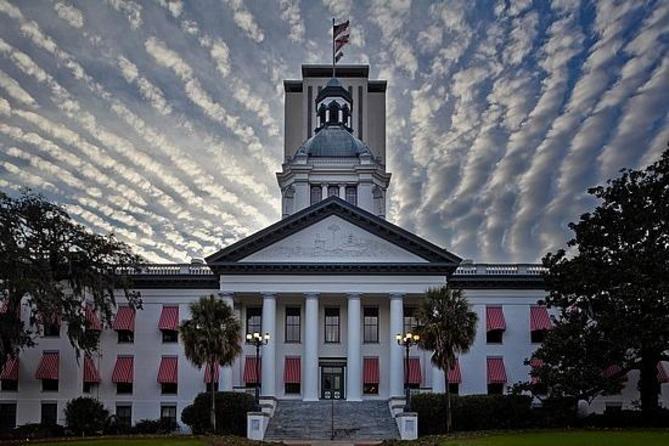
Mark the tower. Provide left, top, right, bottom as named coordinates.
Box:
left=277, top=65, right=390, bottom=218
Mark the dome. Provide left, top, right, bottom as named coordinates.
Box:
left=298, top=125, right=371, bottom=158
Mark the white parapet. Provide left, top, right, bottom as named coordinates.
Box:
left=247, top=411, right=270, bottom=441
left=395, top=412, right=418, bottom=440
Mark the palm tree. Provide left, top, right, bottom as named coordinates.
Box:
left=180, top=295, right=241, bottom=433
left=416, top=286, right=477, bottom=433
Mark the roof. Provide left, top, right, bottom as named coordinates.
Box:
left=300, top=125, right=370, bottom=158
left=206, top=196, right=462, bottom=275
left=315, top=77, right=353, bottom=103
left=302, top=64, right=369, bottom=78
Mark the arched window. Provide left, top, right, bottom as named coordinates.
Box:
left=345, top=186, right=357, bottom=206
left=310, top=186, right=322, bottom=205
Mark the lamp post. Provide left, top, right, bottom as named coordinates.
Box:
left=396, top=332, right=420, bottom=412
left=246, top=331, right=270, bottom=409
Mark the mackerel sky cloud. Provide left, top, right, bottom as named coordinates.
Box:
left=0, top=0, right=667, bottom=263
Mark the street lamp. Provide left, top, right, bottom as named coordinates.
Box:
left=396, top=332, right=420, bottom=411
left=246, top=331, right=270, bottom=408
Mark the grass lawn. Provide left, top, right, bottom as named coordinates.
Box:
left=437, top=430, right=669, bottom=446
left=44, top=439, right=206, bottom=446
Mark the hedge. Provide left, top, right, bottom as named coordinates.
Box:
left=181, top=391, right=256, bottom=435
left=65, top=396, right=109, bottom=436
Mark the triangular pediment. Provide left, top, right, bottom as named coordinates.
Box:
left=205, top=197, right=461, bottom=275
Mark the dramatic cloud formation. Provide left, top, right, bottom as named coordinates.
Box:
left=0, top=0, right=667, bottom=263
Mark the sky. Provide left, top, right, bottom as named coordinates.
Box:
left=0, top=0, right=667, bottom=264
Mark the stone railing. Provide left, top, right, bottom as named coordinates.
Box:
left=453, top=264, right=546, bottom=276
left=115, top=264, right=214, bottom=275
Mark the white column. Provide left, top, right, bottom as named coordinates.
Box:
left=338, top=183, right=346, bottom=198
left=432, top=363, right=445, bottom=393
left=321, top=183, right=328, bottom=200
left=219, top=292, right=235, bottom=391
left=304, top=293, right=319, bottom=401
left=261, top=293, right=276, bottom=397
left=389, top=293, right=404, bottom=398
left=346, top=293, right=362, bottom=401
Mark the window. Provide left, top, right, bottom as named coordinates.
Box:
left=531, top=329, right=547, bottom=344
left=1, top=379, right=17, bottom=391
left=0, top=403, right=16, bottom=432
left=345, top=186, right=357, bottom=205
left=605, top=402, right=622, bottom=413
left=43, top=322, right=60, bottom=337
left=487, top=383, right=504, bottom=395
left=324, top=307, right=340, bottom=343
left=83, top=382, right=95, bottom=393
left=118, top=331, right=134, bottom=343
left=310, top=186, right=322, bottom=205
left=116, top=405, right=131, bottom=426
left=160, top=405, right=177, bottom=429
left=161, top=383, right=178, bottom=395
left=246, top=307, right=262, bottom=338
left=449, top=383, right=459, bottom=395
left=328, top=185, right=339, bottom=197
left=42, top=379, right=58, bottom=392
left=403, top=307, right=417, bottom=334
left=487, top=330, right=504, bottom=344
left=363, top=383, right=378, bottom=395
left=117, top=382, right=133, bottom=394
left=205, top=381, right=218, bottom=392
left=41, top=402, right=57, bottom=424
left=162, top=330, right=178, bottom=343
left=285, top=307, right=301, bottom=343
left=363, top=307, right=379, bottom=343
left=285, top=383, right=300, bottom=394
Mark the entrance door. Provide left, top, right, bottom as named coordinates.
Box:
left=321, top=366, right=344, bottom=400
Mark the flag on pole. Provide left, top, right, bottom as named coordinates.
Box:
left=334, top=20, right=350, bottom=40
left=333, top=19, right=350, bottom=64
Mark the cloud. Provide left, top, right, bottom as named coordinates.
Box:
left=222, top=0, right=264, bottom=43
left=53, top=2, right=84, bottom=28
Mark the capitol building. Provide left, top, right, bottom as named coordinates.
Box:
left=1, top=64, right=667, bottom=434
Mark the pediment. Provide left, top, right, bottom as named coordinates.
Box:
left=240, top=215, right=427, bottom=263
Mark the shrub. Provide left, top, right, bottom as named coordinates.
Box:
left=10, top=423, right=66, bottom=439
left=64, top=396, right=109, bottom=436
left=102, top=415, right=132, bottom=435
left=132, top=418, right=176, bottom=434
left=181, top=391, right=255, bottom=435
left=412, top=393, right=533, bottom=435
left=582, top=408, right=669, bottom=428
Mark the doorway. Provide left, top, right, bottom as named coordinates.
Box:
left=321, top=366, right=344, bottom=400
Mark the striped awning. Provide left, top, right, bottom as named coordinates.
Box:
left=0, top=356, right=19, bottom=381
left=112, top=356, right=134, bottom=383
left=363, top=357, right=379, bottom=384
left=112, top=307, right=135, bottom=332
left=284, top=357, right=301, bottom=384
left=530, top=306, right=552, bottom=331
left=448, top=359, right=461, bottom=384
left=406, top=357, right=421, bottom=385
left=35, top=352, right=59, bottom=380
left=243, top=356, right=260, bottom=384
left=83, top=355, right=101, bottom=383
left=204, top=362, right=219, bottom=384
left=85, top=305, right=102, bottom=331
left=158, top=306, right=179, bottom=331
left=487, top=357, right=507, bottom=384
left=529, top=358, right=543, bottom=384
left=658, top=362, right=669, bottom=383
left=157, top=356, right=178, bottom=384
left=486, top=306, right=506, bottom=331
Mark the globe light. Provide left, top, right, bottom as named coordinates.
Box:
left=264, top=332, right=270, bottom=341
left=253, top=332, right=260, bottom=340
left=246, top=333, right=252, bottom=341
left=413, top=334, right=420, bottom=342
left=395, top=333, right=402, bottom=342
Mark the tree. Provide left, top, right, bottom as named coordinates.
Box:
left=541, top=146, right=669, bottom=413
left=0, top=190, right=142, bottom=367
left=65, top=396, right=109, bottom=436
left=415, top=286, right=478, bottom=433
left=180, top=295, right=242, bottom=433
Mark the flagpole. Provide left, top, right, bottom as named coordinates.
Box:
left=332, top=17, right=335, bottom=78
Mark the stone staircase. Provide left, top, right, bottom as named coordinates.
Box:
left=264, top=400, right=400, bottom=441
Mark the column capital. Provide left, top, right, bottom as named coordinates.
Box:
left=346, top=293, right=361, bottom=299
left=261, top=292, right=276, bottom=299
left=304, top=292, right=319, bottom=299
left=389, top=293, right=405, bottom=300
left=218, top=292, right=234, bottom=300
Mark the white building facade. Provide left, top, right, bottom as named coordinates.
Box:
left=1, top=65, right=668, bottom=431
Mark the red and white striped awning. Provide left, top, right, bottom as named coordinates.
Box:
left=406, top=357, right=421, bottom=385
left=284, top=357, right=301, bottom=384
left=530, top=306, right=552, bottom=331
left=158, top=306, right=179, bottom=331
left=243, top=356, right=260, bottom=384
left=487, top=357, right=507, bottom=384
left=0, top=356, right=19, bottom=381
left=486, top=306, right=506, bottom=331
left=83, top=355, right=101, bottom=383
left=35, top=352, right=59, bottom=380
left=112, top=356, right=134, bottom=383
left=363, top=357, right=379, bottom=385
left=658, top=362, right=669, bottom=383
left=157, top=356, right=178, bottom=384
left=112, top=307, right=135, bottom=332
left=448, top=359, right=462, bottom=384
left=204, top=362, right=219, bottom=384
left=85, top=305, right=102, bottom=331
